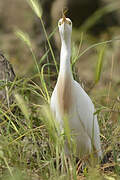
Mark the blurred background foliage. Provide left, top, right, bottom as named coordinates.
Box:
left=0, top=0, right=120, bottom=79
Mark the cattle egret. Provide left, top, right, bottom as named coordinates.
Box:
left=50, top=14, right=102, bottom=158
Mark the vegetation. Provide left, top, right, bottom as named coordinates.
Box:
left=0, top=0, right=120, bottom=179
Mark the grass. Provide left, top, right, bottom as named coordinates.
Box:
left=0, top=0, right=120, bottom=179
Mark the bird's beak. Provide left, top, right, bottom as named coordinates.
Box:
left=62, top=14, right=67, bottom=24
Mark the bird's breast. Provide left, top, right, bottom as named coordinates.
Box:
left=57, top=74, right=73, bottom=115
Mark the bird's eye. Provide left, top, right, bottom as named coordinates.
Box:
left=68, top=21, right=71, bottom=25
left=58, top=22, right=62, bottom=26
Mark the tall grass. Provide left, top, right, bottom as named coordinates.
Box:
left=0, top=0, right=120, bottom=179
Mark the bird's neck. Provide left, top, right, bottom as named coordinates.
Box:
left=59, top=39, right=73, bottom=80
left=57, top=38, right=73, bottom=114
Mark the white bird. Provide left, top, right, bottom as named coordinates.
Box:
left=50, top=14, right=102, bottom=158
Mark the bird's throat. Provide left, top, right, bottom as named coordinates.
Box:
left=59, top=40, right=71, bottom=75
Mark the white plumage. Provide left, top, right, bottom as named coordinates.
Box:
left=50, top=15, right=102, bottom=158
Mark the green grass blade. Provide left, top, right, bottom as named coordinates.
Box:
left=0, top=108, right=19, bottom=134
left=26, top=0, right=58, bottom=73
left=76, top=37, right=120, bottom=64
left=63, top=116, right=71, bottom=146
left=71, top=32, right=83, bottom=67
left=95, top=45, right=106, bottom=83
left=39, top=50, right=49, bottom=66
left=41, top=64, right=50, bottom=103
left=40, top=19, right=58, bottom=73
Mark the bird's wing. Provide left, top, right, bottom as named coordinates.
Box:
left=74, top=81, right=102, bottom=157
left=74, top=80, right=96, bottom=139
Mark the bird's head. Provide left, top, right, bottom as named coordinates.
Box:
left=58, top=14, right=72, bottom=42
